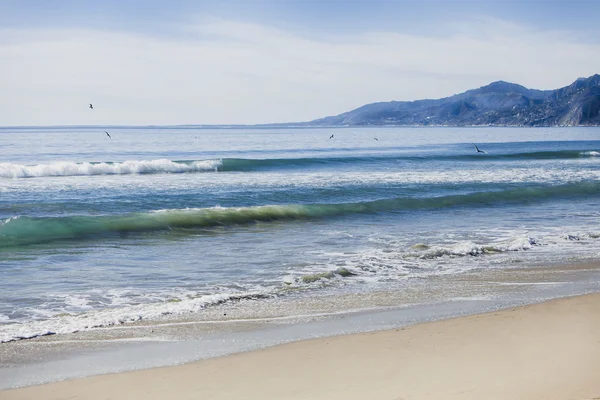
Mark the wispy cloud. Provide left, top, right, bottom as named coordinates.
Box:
left=1, top=17, right=599, bottom=125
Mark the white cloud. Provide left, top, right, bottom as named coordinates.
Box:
left=0, top=18, right=599, bottom=125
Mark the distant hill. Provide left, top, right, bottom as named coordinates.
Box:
left=308, top=74, right=600, bottom=127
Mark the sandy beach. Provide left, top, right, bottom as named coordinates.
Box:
left=3, top=293, right=599, bottom=400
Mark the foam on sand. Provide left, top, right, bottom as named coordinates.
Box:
left=2, top=294, right=599, bottom=399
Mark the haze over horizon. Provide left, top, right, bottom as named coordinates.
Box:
left=2, top=0, right=600, bottom=126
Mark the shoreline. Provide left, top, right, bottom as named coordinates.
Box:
left=3, top=292, right=600, bottom=399
left=1, top=261, right=600, bottom=391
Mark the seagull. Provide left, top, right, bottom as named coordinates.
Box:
left=105, top=131, right=111, bottom=139
left=329, top=134, right=334, bottom=139
left=374, top=137, right=379, bottom=141
left=89, top=103, right=93, bottom=109
left=472, top=143, right=487, bottom=154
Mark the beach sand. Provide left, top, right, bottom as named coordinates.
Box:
left=3, top=293, right=599, bottom=400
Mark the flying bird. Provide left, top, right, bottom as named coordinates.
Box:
left=105, top=131, right=111, bottom=139
left=472, top=143, right=487, bottom=154
left=374, top=137, right=379, bottom=141
left=329, top=134, right=334, bottom=139
left=89, top=103, right=93, bottom=109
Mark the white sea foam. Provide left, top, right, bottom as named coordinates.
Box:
left=59, top=294, right=93, bottom=310
left=3, top=230, right=598, bottom=343
left=282, top=234, right=544, bottom=289
left=0, top=159, right=222, bottom=178
left=2, top=166, right=599, bottom=197
left=0, top=216, right=20, bottom=226
left=581, top=151, right=600, bottom=156
left=0, top=291, right=267, bottom=343
left=405, top=235, right=538, bottom=260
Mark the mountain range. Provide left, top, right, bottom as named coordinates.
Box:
left=307, top=74, right=600, bottom=127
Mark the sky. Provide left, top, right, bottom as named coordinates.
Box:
left=1, top=0, right=600, bottom=126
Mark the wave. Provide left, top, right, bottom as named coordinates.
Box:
left=5, top=227, right=595, bottom=343
left=3, top=225, right=599, bottom=342
left=0, top=159, right=222, bottom=178
left=0, top=231, right=546, bottom=343
left=498, top=150, right=600, bottom=160
left=0, top=291, right=273, bottom=343
left=2, top=149, right=598, bottom=178
left=2, top=182, right=600, bottom=247
left=405, top=236, right=538, bottom=259
left=425, top=149, right=600, bottom=161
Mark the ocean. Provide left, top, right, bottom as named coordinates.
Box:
left=1, top=126, right=600, bottom=351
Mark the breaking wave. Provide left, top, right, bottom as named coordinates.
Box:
left=2, top=182, right=600, bottom=247
left=405, top=236, right=538, bottom=259
left=0, top=291, right=273, bottom=343
left=0, top=159, right=222, bottom=178
left=2, top=149, right=599, bottom=179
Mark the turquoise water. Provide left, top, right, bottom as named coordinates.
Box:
left=1, top=126, right=600, bottom=342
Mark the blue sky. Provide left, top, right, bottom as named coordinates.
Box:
left=3, top=0, right=599, bottom=34
left=1, top=0, right=599, bottom=125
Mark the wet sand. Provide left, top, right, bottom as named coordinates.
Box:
left=3, top=292, right=599, bottom=400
